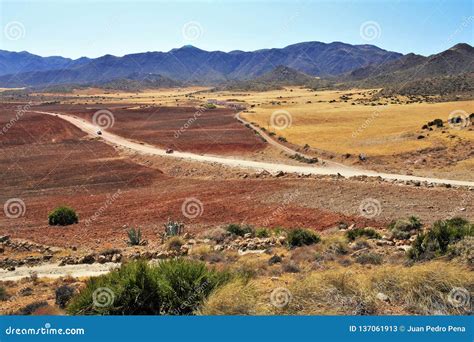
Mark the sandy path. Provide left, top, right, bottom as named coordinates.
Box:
left=0, top=262, right=120, bottom=281
left=33, top=111, right=474, bottom=187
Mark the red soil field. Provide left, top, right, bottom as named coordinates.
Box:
left=0, top=103, right=371, bottom=250
left=1, top=102, right=469, bottom=252
left=34, top=103, right=267, bottom=155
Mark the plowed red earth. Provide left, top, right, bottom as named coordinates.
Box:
left=0, top=103, right=372, bottom=249
left=34, top=103, right=266, bottom=155
left=0, top=103, right=471, bottom=251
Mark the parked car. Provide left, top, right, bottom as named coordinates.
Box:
left=166, top=148, right=174, bottom=154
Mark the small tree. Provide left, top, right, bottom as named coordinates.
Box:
left=48, top=206, right=78, bottom=226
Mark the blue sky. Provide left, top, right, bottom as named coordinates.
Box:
left=0, top=0, right=472, bottom=59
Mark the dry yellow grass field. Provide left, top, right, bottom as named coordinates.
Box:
left=230, top=87, right=473, bottom=156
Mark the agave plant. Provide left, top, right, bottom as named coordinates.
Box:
left=164, top=219, right=184, bottom=237
left=127, top=227, right=142, bottom=246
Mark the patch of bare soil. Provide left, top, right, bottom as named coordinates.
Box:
left=33, top=103, right=267, bottom=155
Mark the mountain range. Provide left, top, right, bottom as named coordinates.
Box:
left=0, top=41, right=472, bottom=93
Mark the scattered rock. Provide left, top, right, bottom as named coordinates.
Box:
left=376, top=292, right=390, bottom=302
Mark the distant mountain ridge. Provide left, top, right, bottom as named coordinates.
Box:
left=1, top=42, right=472, bottom=93
left=343, top=43, right=474, bottom=87
left=0, top=41, right=402, bottom=87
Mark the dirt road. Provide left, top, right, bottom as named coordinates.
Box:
left=33, top=111, right=474, bottom=187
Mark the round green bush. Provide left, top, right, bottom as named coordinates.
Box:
left=48, top=206, right=78, bottom=226
left=287, top=228, right=320, bottom=247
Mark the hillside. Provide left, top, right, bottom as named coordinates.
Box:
left=346, top=43, right=474, bottom=87
left=223, top=65, right=332, bottom=91
left=0, top=42, right=401, bottom=87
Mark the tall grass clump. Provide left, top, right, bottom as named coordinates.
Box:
left=273, top=263, right=472, bottom=315
left=67, top=259, right=230, bottom=315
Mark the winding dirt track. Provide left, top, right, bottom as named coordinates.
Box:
left=33, top=111, right=474, bottom=187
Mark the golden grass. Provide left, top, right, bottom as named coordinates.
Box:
left=199, top=279, right=260, bottom=315
left=200, top=262, right=473, bottom=315
left=236, top=88, right=473, bottom=156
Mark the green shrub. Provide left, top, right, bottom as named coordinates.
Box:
left=255, top=228, right=270, bottom=238
left=67, top=259, right=230, bottom=315
left=55, top=285, right=75, bottom=309
left=127, top=227, right=142, bottom=246
left=203, top=103, right=217, bottom=109
left=345, top=228, right=381, bottom=241
left=408, top=217, right=473, bottom=261
left=225, top=224, right=254, bottom=237
left=389, top=216, right=422, bottom=239
left=287, top=228, right=320, bottom=248
left=48, top=206, right=78, bottom=226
